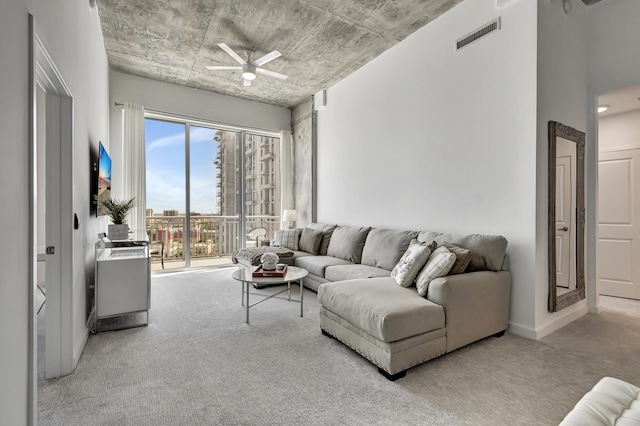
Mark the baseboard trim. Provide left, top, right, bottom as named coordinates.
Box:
left=536, top=304, right=589, bottom=340
left=507, top=322, right=538, bottom=340
left=73, top=327, right=89, bottom=369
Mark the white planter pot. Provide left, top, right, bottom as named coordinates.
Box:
left=108, top=224, right=129, bottom=240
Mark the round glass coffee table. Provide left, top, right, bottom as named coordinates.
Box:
left=232, top=266, right=309, bottom=324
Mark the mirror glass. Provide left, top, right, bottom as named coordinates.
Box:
left=548, top=121, right=585, bottom=312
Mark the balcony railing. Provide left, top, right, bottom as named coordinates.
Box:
left=146, top=214, right=281, bottom=266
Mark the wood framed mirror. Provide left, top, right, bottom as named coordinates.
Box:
left=548, top=121, right=586, bottom=312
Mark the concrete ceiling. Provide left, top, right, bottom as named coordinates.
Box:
left=97, top=0, right=464, bottom=108
left=97, top=0, right=607, bottom=109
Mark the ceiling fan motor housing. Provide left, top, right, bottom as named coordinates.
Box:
left=242, top=63, right=257, bottom=80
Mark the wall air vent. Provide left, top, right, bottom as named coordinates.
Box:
left=456, top=17, right=501, bottom=51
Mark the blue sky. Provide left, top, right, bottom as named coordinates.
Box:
left=145, top=119, right=220, bottom=215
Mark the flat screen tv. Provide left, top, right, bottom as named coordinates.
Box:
left=96, top=142, right=112, bottom=216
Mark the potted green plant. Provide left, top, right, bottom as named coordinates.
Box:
left=96, top=196, right=136, bottom=240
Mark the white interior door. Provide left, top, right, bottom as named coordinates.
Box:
left=598, top=149, right=640, bottom=300
left=556, top=155, right=573, bottom=288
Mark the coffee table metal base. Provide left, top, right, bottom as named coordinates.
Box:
left=240, top=281, right=303, bottom=324
left=232, top=266, right=308, bottom=324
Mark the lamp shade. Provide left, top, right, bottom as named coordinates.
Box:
left=283, top=209, right=297, bottom=221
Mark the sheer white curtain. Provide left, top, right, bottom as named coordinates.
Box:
left=122, top=102, right=146, bottom=236
left=280, top=130, right=294, bottom=229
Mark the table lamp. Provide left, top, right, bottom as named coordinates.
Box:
left=283, top=209, right=297, bottom=229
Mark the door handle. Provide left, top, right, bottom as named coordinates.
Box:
left=557, top=227, right=568, bottom=232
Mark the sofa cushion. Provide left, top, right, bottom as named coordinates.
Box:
left=443, top=243, right=473, bottom=275
left=273, top=228, right=301, bottom=251
left=390, top=241, right=433, bottom=287
left=317, top=277, right=445, bottom=342
left=361, top=228, right=419, bottom=271
left=298, top=227, right=323, bottom=254
left=295, top=255, right=352, bottom=278
left=327, top=226, right=371, bottom=263
left=416, top=246, right=456, bottom=296
left=325, top=264, right=391, bottom=282
left=417, top=231, right=508, bottom=272
left=306, top=223, right=337, bottom=255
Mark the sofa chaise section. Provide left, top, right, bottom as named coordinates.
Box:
left=318, top=277, right=447, bottom=380
left=315, top=228, right=511, bottom=380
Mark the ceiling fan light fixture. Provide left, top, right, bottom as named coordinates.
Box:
left=242, top=64, right=257, bottom=80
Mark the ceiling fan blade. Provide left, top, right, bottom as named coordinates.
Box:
left=256, top=68, right=288, bottom=80
left=206, top=66, right=242, bottom=70
left=243, top=79, right=252, bottom=87
left=252, top=50, right=281, bottom=67
left=217, top=43, right=246, bottom=65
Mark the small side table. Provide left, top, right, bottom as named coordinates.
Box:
left=231, top=266, right=308, bottom=324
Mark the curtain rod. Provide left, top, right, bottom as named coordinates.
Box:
left=112, top=101, right=283, bottom=136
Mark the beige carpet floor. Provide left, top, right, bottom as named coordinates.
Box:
left=38, top=267, right=640, bottom=425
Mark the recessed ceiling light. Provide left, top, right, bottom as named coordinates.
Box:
left=598, top=105, right=609, bottom=113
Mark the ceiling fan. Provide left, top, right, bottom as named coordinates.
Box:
left=206, top=43, right=288, bottom=87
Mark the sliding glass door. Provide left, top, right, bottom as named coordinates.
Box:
left=145, top=119, right=187, bottom=269
left=145, top=116, right=281, bottom=269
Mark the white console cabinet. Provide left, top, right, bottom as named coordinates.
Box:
left=93, top=238, right=150, bottom=332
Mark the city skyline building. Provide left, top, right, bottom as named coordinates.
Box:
left=215, top=131, right=281, bottom=218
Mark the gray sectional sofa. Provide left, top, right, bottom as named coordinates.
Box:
left=271, top=224, right=511, bottom=380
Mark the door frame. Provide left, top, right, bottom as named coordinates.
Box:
left=29, top=14, right=76, bottom=419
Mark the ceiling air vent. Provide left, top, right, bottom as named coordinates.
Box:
left=456, top=17, right=501, bottom=51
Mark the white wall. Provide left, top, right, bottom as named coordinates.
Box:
left=316, top=0, right=538, bottom=334
left=109, top=71, right=291, bottom=198
left=599, top=109, right=640, bottom=151
left=0, top=0, right=110, bottom=423
left=534, top=0, right=589, bottom=338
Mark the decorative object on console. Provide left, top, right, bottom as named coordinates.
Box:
left=95, top=196, right=136, bottom=240
left=260, top=252, right=279, bottom=271
left=283, top=209, right=297, bottom=229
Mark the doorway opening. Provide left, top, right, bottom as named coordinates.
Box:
left=596, top=82, right=640, bottom=301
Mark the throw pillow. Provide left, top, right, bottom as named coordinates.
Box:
left=391, top=241, right=433, bottom=287
left=326, top=226, right=371, bottom=263
left=298, top=228, right=323, bottom=254
left=443, top=243, right=472, bottom=275
left=415, top=246, right=456, bottom=296
left=273, top=228, right=301, bottom=251
left=306, top=223, right=337, bottom=255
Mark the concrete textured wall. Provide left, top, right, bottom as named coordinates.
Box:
left=292, top=98, right=314, bottom=227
